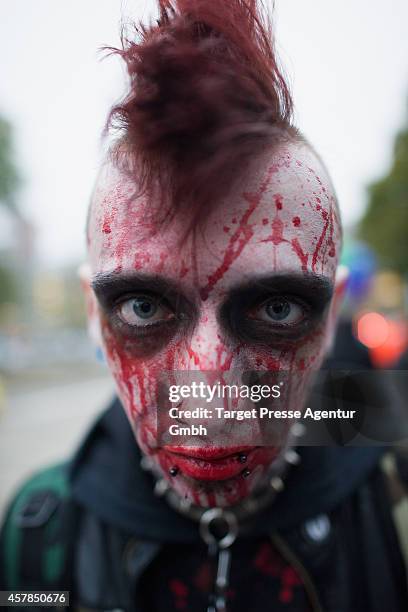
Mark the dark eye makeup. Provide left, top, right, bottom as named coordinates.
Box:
left=220, top=274, right=333, bottom=345
left=91, top=271, right=333, bottom=347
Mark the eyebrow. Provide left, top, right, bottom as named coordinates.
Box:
left=92, top=270, right=333, bottom=307
left=91, top=272, right=186, bottom=306
left=229, top=272, right=333, bottom=300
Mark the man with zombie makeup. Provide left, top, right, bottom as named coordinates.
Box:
left=1, top=1, right=408, bottom=611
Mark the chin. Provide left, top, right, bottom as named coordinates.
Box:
left=151, top=445, right=280, bottom=508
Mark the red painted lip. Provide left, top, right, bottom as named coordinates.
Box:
left=160, top=446, right=258, bottom=481
left=164, top=445, right=255, bottom=461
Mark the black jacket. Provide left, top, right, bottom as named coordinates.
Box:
left=1, top=397, right=408, bottom=611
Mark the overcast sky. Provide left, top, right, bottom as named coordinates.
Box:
left=0, top=0, right=407, bottom=268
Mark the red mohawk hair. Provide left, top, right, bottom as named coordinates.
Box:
left=106, top=0, right=294, bottom=230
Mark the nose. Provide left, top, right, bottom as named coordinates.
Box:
left=189, top=310, right=229, bottom=371
left=176, top=307, right=235, bottom=371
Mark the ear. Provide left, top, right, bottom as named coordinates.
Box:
left=78, top=263, right=103, bottom=352
left=324, top=265, right=349, bottom=355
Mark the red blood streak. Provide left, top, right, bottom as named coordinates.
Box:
left=102, top=326, right=140, bottom=416
left=271, top=216, right=284, bottom=245
left=165, top=346, right=177, bottom=370
left=292, top=216, right=301, bottom=227
left=262, top=218, right=269, bottom=225
left=255, top=355, right=281, bottom=369
left=291, top=238, right=308, bottom=272
left=307, top=166, right=323, bottom=186
left=312, top=217, right=329, bottom=272
left=200, top=219, right=253, bottom=300
left=101, top=206, right=118, bottom=236
left=156, top=251, right=167, bottom=273
left=223, top=225, right=230, bottom=233
left=316, top=198, right=336, bottom=265
left=102, top=220, right=111, bottom=234
left=215, top=343, right=236, bottom=371
left=298, top=358, right=306, bottom=370
left=133, top=251, right=150, bottom=270
left=200, top=167, right=274, bottom=300
left=274, top=193, right=283, bottom=210
left=187, top=346, right=201, bottom=367
left=261, top=215, right=287, bottom=247
left=114, top=230, right=130, bottom=262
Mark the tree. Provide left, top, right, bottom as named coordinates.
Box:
left=0, top=116, right=21, bottom=308
left=0, top=117, right=20, bottom=211
left=359, top=119, right=408, bottom=275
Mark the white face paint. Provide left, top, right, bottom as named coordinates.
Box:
left=85, top=141, right=343, bottom=507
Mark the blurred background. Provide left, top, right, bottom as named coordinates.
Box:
left=1, top=0, right=408, bottom=512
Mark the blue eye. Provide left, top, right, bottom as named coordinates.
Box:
left=258, top=297, right=304, bottom=325
left=132, top=297, right=158, bottom=319
left=118, top=296, right=173, bottom=327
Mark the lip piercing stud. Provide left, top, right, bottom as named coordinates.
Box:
left=242, top=468, right=251, bottom=478
left=238, top=453, right=248, bottom=464
left=169, top=466, right=179, bottom=477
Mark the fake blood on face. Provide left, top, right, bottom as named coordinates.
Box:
left=87, top=143, right=342, bottom=507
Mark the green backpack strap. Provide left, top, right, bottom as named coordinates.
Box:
left=0, top=462, right=76, bottom=591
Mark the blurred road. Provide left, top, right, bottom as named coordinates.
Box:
left=0, top=373, right=114, bottom=516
